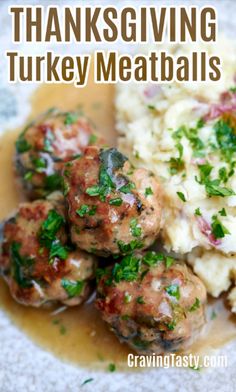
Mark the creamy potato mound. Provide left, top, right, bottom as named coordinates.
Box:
left=115, top=38, right=236, bottom=311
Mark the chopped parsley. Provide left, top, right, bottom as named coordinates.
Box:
left=165, top=256, right=174, bottom=268
left=142, top=251, right=164, bottom=266
left=81, top=378, right=94, bottom=387
left=211, top=215, right=230, bottom=239
left=10, top=242, right=34, bottom=288
left=196, top=163, right=235, bottom=197
left=219, top=208, right=227, bottom=217
left=15, top=136, right=31, bottom=154
left=229, top=87, right=236, bottom=93
left=124, top=292, right=132, bottom=304
left=61, top=279, right=84, bottom=298
left=145, top=187, right=153, bottom=197
left=44, top=173, right=63, bottom=192
left=166, top=320, right=176, bottom=330
left=24, top=171, right=33, bottom=181
left=165, top=284, right=180, bottom=300
left=189, top=298, right=200, bottom=312
left=130, top=218, right=142, bottom=237
left=38, top=210, right=68, bottom=262
left=64, top=112, right=78, bottom=125
left=136, top=296, right=145, bottom=304
left=109, top=197, right=123, bottom=206
left=169, top=142, right=184, bottom=175
left=76, top=204, right=97, bottom=217
left=176, top=191, right=186, bottom=202
left=117, top=239, right=143, bottom=255
left=112, top=254, right=141, bottom=283
left=108, top=363, right=116, bottom=372
left=194, top=207, right=202, bottom=216
left=119, top=182, right=135, bottom=194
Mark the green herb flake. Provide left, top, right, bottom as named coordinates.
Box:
left=117, top=239, right=143, bottom=255
left=61, top=278, right=84, bottom=298
left=229, top=87, right=236, bottom=93
left=219, top=208, right=227, bottom=217
left=76, top=204, right=97, bottom=217
left=130, top=218, right=142, bottom=237
left=177, top=191, right=186, bottom=202
left=189, top=298, right=200, bottom=312
left=145, top=187, right=153, bottom=197
left=142, top=251, right=164, bottom=267
left=165, top=256, right=174, bottom=268
left=136, top=296, right=145, bottom=304
left=81, top=378, right=94, bottom=387
left=211, top=215, right=230, bottom=239
left=24, top=171, right=33, bottom=181
left=60, top=325, right=67, bottom=335
left=166, top=320, right=176, bottom=330
left=108, top=363, right=116, bottom=372
left=119, top=182, right=135, bottom=194
left=109, top=197, right=123, bottom=206
left=124, top=292, right=132, bottom=304
left=165, top=284, right=180, bottom=300
left=194, top=207, right=202, bottom=216
left=64, top=112, right=78, bottom=125
left=16, top=137, right=31, bottom=154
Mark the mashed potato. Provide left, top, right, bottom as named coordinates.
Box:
left=115, top=38, right=236, bottom=311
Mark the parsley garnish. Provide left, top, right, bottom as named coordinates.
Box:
left=89, top=134, right=98, bottom=145
left=211, top=215, right=230, bottom=239
left=16, top=136, right=31, bottom=154
left=117, top=239, right=143, bottom=254
left=194, top=207, right=202, bottom=216
left=165, top=284, right=180, bottom=300
left=64, top=112, right=78, bottom=125
left=108, top=363, right=116, bottom=372
left=189, top=298, right=200, bottom=312
left=177, top=191, right=186, bottom=202
left=142, top=251, right=164, bottom=266
left=109, top=197, right=123, bottom=206
left=38, top=210, right=68, bottom=261
left=145, top=187, right=153, bottom=197
left=61, top=278, right=84, bottom=298
left=130, top=218, right=142, bottom=237
left=112, top=254, right=141, bottom=282
left=81, top=378, right=94, bottom=387
left=10, top=242, right=34, bottom=288
left=219, top=208, right=227, bottom=216
left=136, top=296, right=145, bottom=304
left=76, top=204, right=97, bottom=217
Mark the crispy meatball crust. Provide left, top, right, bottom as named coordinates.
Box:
left=96, top=251, right=207, bottom=354
left=0, top=197, right=96, bottom=307
left=64, top=146, right=163, bottom=256
left=15, top=108, right=105, bottom=199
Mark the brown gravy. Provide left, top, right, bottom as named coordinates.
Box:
left=0, top=61, right=235, bottom=370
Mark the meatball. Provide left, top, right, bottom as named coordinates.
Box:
left=0, top=196, right=96, bottom=307
left=96, top=251, right=206, bottom=354
left=63, top=146, right=162, bottom=256
left=15, top=108, right=105, bottom=199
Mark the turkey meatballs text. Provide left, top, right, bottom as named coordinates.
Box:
left=63, top=146, right=163, bottom=256
left=0, top=196, right=97, bottom=307
left=96, top=251, right=206, bottom=354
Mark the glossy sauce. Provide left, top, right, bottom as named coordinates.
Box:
left=0, top=61, right=235, bottom=370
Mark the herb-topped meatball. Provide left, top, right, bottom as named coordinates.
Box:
left=63, top=146, right=163, bottom=256
left=0, top=196, right=96, bottom=307
left=96, top=251, right=206, bottom=354
left=15, top=108, right=105, bottom=199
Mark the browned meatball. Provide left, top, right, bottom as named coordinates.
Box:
left=0, top=196, right=96, bottom=307
left=15, top=108, right=105, bottom=199
left=96, top=251, right=206, bottom=354
left=63, top=146, right=163, bottom=256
